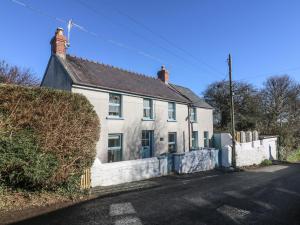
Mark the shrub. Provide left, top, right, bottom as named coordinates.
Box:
left=0, top=130, right=58, bottom=190
left=287, top=149, right=300, bottom=163
left=0, top=84, right=100, bottom=191
left=260, top=159, right=272, bottom=166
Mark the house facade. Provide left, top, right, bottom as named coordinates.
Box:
left=41, top=28, right=214, bottom=165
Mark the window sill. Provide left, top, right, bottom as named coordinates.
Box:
left=142, top=118, right=155, bottom=121
left=106, top=116, right=124, bottom=120
left=167, top=119, right=177, bottom=122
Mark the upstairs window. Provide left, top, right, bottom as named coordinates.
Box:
left=190, top=107, right=197, bottom=122
left=109, top=93, right=121, bottom=117
left=168, top=102, right=176, bottom=120
left=143, top=99, right=153, bottom=119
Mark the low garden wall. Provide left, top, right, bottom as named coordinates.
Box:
left=221, top=137, right=277, bottom=167
left=173, top=149, right=219, bottom=174
left=91, top=157, right=168, bottom=187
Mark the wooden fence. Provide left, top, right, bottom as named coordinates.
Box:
left=80, top=168, right=91, bottom=189
left=235, top=132, right=241, bottom=142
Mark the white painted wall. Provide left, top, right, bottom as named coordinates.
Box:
left=72, top=86, right=213, bottom=164
left=174, top=149, right=219, bottom=174
left=221, top=137, right=278, bottom=167
left=91, top=157, right=168, bottom=186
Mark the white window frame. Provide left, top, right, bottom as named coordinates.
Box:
left=143, top=98, right=153, bottom=119
left=168, top=102, right=176, bottom=120
left=108, top=134, right=122, bottom=162
left=108, top=93, right=122, bottom=118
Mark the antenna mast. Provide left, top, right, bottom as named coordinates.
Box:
left=66, top=19, right=73, bottom=48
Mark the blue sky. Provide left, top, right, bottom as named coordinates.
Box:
left=1, top=0, right=300, bottom=95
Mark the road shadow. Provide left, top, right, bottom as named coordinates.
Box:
left=6, top=163, right=300, bottom=225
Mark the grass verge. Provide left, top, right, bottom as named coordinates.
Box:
left=287, top=149, right=300, bottom=163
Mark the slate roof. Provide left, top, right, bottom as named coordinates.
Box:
left=58, top=54, right=212, bottom=108
left=170, top=84, right=213, bottom=109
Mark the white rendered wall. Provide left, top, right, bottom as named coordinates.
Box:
left=91, top=157, right=167, bottom=186
left=174, top=149, right=219, bottom=174
left=72, top=86, right=213, bottom=163
left=221, top=137, right=278, bottom=167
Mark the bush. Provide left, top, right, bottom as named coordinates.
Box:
left=260, top=159, right=272, bottom=166
left=287, top=149, right=300, bottom=163
left=0, top=130, right=58, bottom=190
left=0, top=84, right=100, bottom=191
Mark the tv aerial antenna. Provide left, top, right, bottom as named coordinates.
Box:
left=66, top=19, right=73, bottom=48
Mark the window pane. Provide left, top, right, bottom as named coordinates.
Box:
left=192, top=131, right=198, bottom=149
left=108, top=149, right=122, bottom=162
left=109, top=94, right=121, bottom=117
left=108, top=135, right=121, bottom=148
left=168, top=132, right=176, bottom=153
left=204, top=131, right=209, bottom=147
left=108, top=134, right=122, bottom=162
left=144, top=108, right=150, bottom=118
left=168, top=103, right=175, bottom=120
left=143, top=99, right=150, bottom=107
left=109, top=94, right=120, bottom=104
left=143, top=99, right=152, bottom=118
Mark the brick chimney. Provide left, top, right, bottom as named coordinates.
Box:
left=50, top=28, right=67, bottom=58
left=157, top=65, right=169, bottom=84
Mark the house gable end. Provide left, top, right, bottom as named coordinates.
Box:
left=41, top=55, right=73, bottom=91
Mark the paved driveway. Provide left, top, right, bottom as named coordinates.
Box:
left=12, top=164, right=300, bottom=225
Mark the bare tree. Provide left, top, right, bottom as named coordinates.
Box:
left=259, top=75, right=300, bottom=158
left=0, top=60, right=39, bottom=86
left=203, top=80, right=261, bottom=131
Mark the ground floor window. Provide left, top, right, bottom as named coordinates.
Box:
left=108, top=134, right=122, bottom=162
left=192, top=131, right=198, bottom=149
left=141, top=130, right=154, bottom=158
left=168, top=132, right=177, bottom=153
left=204, top=131, right=209, bottom=148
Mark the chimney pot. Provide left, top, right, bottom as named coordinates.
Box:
left=50, top=28, right=67, bottom=58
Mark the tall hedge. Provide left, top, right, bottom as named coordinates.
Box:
left=0, top=84, right=100, bottom=190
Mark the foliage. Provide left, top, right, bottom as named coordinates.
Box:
left=287, top=149, right=300, bottom=163
left=0, top=60, right=39, bottom=86
left=259, top=75, right=300, bottom=159
left=260, top=159, right=273, bottom=166
left=0, top=84, right=100, bottom=191
left=204, top=75, right=300, bottom=159
left=0, top=130, right=58, bottom=190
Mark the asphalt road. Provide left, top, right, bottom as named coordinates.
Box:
left=12, top=164, right=300, bottom=225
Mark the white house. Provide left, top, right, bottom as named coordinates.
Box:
left=41, top=28, right=214, bottom=186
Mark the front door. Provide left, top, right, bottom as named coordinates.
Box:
left=141, top=130, right=154, bottom=158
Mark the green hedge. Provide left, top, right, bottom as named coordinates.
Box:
left=0, top=84, right=100, bottom=191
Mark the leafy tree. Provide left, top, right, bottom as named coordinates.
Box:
left=0, top=60, right=39, bottom=86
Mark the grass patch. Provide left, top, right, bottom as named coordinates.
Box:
left=0, top=185, right=87, bottom=212
left=260, top=159, right=273, bottom=166
left=287, top=149, right=300, bottom=163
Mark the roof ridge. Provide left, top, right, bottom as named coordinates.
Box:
left=66, top=54, right=158, bottom=81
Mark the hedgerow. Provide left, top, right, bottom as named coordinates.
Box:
left=0, top=84, right=100, bottom=191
